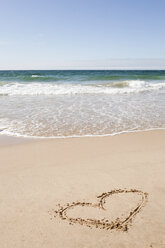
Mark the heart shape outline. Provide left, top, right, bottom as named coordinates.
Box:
left=53, top=189, right=148, bottom=231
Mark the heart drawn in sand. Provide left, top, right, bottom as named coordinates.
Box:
left=52, top=189, right=148, bottom=231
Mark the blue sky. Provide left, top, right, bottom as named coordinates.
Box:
left=0, top=0, right=165, bottom=69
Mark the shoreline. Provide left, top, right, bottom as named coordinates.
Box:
left=0, top=127, right=165, bottom=146
left=0, top=129, right=165, bottom=247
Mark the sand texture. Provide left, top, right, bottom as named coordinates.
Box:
left=0, top=130, right=165, bottom=248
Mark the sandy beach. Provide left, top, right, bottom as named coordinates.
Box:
left=0, top=130, right=165, bottom=248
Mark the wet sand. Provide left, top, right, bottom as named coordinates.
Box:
left=0, top=134, right=32, bottom=146
left=0, top=130, right=165, bottom=248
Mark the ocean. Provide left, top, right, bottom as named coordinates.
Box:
left=0, top=70, right=165, bottom=138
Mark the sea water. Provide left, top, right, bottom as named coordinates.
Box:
left=0, top=70, right=164, bottom=138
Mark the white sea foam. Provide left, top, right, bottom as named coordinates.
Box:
left=0, top=80, right=164, bottom=96
left=1, top=127, right=165, bottom=139
left=31, top=75, right=43, bottom=78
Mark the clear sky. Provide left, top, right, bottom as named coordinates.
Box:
left=0, top=0, right=165, bottom=69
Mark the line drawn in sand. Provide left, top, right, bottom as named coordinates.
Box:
left=51, top=189, right=148, bottom=231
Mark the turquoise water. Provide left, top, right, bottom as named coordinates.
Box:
left=1, top=70, right=165, bottom=82
left=0, top=70, right=165, bottom=137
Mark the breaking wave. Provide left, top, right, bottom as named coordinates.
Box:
left=0, top=80, right=164, bottom=96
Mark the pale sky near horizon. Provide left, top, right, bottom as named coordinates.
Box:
left=0, top=0, right=165, bottom=69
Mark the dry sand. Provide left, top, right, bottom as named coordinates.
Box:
left=0, top=130, right=165, bottom=248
